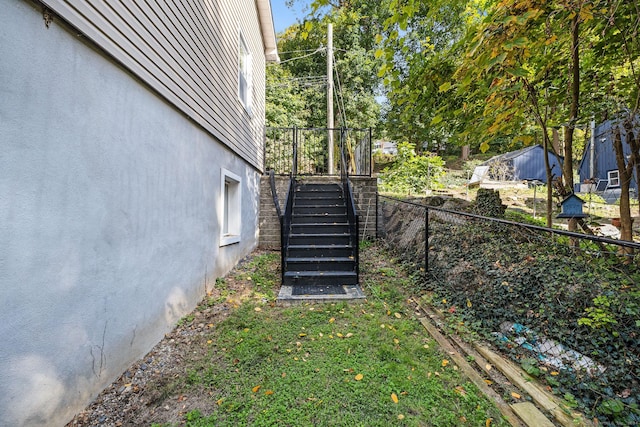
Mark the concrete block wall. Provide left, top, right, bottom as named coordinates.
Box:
left=259, top=175, right=289, bottom=249
left=258, top=175, right=377, bottom=249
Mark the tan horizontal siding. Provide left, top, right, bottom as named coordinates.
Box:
left=41, top=0, right=266, bottom=170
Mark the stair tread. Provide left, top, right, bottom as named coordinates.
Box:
left=284, top=271, right=357, bottom=277
left=293, top=213, right=347, bottom=216
left=286, top=257, right=355, bottom=262
left=288, top=244, right=352, bottom=248
left=290, top=233, right=350, bottom=238
left=291, top=223, right=349, bottom=226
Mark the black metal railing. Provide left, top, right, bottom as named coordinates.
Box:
left=341, top=129, right=360, bottom=283
left=265, top=127, right=372, bottom=176
left=280, top=176, right=295, bottom=285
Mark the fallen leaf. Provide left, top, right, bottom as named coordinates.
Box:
left=398, top=414, right=405, bottom=420
left=345, top=333, right=353, bottom=338
left=355, top=373, right=364, bottom=381
left=393, top=338, right=400, bottom=345
left=394, top=312, right=402, bottom=318
left=207, top=340, right=213, bottom=344
left=467, top=299, right=473, bottom=308
left=329, top=317, right=335, bottom=323
left=391, top=393, right=399, bottom=403
left=484, top=379, right=493, bottom=385
left=460, top=416, right=467, bottom=423
left=337, top=333, right=344, bottom=338
left=264, top=390, right=274, bottom=395
left=281, top=372, right=286, bottom=378
left=550, top=371, right=559, bottom=376
left=485, top=364, right=492, bottom=371
left=254, top=307, right=262, bottom=312
left=299, top=333, right=307, bottom=337
left=455, top=386, right=467, bottom=396
left=511, top=392, right=521, bottom=399
left=252, top=385, right=261, bottom=393
left=486, top=418, right=493, bottom=427
left=216, top=398, right=224, bottom=405
left=423, top=344, right=429, bottom=349
left=442, top=359, right=449, bottom=367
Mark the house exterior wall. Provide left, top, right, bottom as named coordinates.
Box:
left=40, top=0, right=268, bottom=170
left=578, top=120, right=638, bottom=192
left=0, top=1, right=271, bottom=425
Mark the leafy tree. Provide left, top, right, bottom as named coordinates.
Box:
left=378, top=141, right=445, bottom=194
left=269, top=4, right=387, bottom=130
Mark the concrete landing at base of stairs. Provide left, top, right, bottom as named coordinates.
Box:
left=277, top=284, right=366, bottom=304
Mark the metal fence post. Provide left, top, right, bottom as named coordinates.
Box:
left=292, top=126, right=298, bottom=177
left=425, top=206, right=429, bottom=274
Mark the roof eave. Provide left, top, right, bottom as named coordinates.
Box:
left=255, top=0, right=280, bottom=63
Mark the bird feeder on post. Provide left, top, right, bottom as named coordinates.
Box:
left=557, top=194, right=588, bottom=219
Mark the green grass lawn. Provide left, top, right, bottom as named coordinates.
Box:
left=156, top=246, right=508, bottom=426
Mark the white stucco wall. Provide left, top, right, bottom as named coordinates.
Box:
left=0, top=2, right=261, bottom=425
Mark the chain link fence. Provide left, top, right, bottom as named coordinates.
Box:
left=378, top=194, right=640, bottom=426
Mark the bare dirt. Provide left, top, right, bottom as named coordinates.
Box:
left=66, top=252, right=270, bottom=427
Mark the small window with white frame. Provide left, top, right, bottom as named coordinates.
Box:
left=238, top=31, right=252, bottom=114
left=607, top=170, right=620, bottom=187
left=220, top=169, right=241, bottom=246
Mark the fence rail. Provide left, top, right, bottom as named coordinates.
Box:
left=264, top=127, right=372, bottom=177
left=377, top=194, right=640, bottom=426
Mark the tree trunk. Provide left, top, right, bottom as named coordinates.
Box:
left=542, top=127, right=554, bottom=228
left=613, top=127, right=633, bottom=245
left=565, top=11, right=580, bottom=236
left=461, top=145, right=470, bottom=161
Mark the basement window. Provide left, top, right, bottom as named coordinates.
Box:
left=220, top=169, right=241, bottom=246
left=607, top=170, right=620, bottom=188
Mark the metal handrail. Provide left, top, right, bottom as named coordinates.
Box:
left=340, top=129, right=360, bottom=283
left=269, top=170, right=282, bottom=221
left=280, top=176, right=295, bottom=284
left=379, top=194, right=640, bottom=250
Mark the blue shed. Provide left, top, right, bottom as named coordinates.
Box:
left=578, top=119, right=639, bottom=196
left=482, top=145, right=563, bottom=183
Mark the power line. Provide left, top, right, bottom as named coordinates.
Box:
left=332, top=52, right=349, bottom=127
left=274, top=47, right=326, bottom=65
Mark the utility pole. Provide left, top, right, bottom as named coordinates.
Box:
left=327, top=23, right=334, bottom=174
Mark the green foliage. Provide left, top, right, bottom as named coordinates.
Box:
left=474, top=189, right=506, bottom=218
left=268, top=4, right=385, bottom=130
left=417, top=217, right=640, bottom=425
left=379, top=142, right=445, bottom=194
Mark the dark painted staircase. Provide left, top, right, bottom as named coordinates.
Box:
left=282, top=182, right=358, bottom=288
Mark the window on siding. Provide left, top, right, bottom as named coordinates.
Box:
left=607, top=170, right=620, bottom=187
left=220, top=169, right=241, bottom=246
left=238, top=32, right=252, bottom=114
